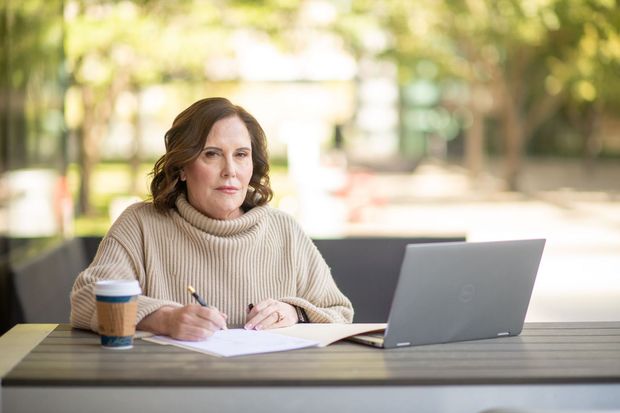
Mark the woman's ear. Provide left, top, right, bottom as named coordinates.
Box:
left=180, top=169, right=186, bottom=181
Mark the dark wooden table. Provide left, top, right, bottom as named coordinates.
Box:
left=2, top=322, right=620, bottom=413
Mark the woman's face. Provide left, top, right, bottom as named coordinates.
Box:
left=182, top=116, right=253, bottom=220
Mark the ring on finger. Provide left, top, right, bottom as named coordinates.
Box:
left=274, top=311, right=284, bottom=323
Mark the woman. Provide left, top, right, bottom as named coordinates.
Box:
left=70, top=97, right=353, bottom=341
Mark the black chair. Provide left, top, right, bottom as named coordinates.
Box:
left=313, top=236, right=465, bottom=322
left=0, top=256, right=24, bottom=334
left=1, top=235, right=466, bottom=332
left=11, top=238, right=87, bottom=324
left=80, top=236, right=102, bottom=264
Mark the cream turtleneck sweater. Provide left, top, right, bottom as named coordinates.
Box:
left=70, top=196, right=354, bottom=332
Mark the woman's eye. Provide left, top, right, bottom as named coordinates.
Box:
left=236, top=152, right=249, bottom=158
left=204, top=151, right=218, bottom=158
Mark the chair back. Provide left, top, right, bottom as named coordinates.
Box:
left=12, top=238, right=87, bottom=323
left=313, top=236, right=465, bottom=322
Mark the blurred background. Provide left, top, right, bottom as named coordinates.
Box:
left=1, top=0, right=619, bottom=332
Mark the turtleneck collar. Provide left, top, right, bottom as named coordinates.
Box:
left=175, top=194, right=268, bottom=237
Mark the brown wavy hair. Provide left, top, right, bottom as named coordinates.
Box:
left=149, top=97, right=273, bottom=213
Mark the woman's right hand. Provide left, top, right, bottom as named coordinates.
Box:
left=138, top=305, right=227, bottom=341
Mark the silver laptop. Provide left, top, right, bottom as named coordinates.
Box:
left=348, top=239, right=546, bottom=348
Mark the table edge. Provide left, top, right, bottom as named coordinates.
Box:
left=0, top=324, right=58, bottom=378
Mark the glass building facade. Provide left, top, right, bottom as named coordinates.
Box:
left=1, top=0, right=68, bottom=332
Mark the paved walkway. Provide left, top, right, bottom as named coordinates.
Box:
left=277, top=158, right=620, bottom=322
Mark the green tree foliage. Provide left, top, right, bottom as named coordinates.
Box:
left=1, top=0, right=65, bottom=171
left=65, top=0, right=620, bottom=208
left=338, top=0, right=620, bottom=189
left=65, top=0, right=310, bottom=214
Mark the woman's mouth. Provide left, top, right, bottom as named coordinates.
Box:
left=216, top=186, right=238, bottom=194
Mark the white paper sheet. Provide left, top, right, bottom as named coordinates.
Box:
left=144, top=328, right=319, bottom=357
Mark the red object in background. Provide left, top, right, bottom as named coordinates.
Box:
left=53, top=175, right=74, bottom=236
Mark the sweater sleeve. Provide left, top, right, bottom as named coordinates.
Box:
left=70, top=208, right=181, bottom=333
left=278, top=218, right=354, bottom=323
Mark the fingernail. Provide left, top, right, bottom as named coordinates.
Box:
left=244, top=323, right=253, bottom=330
left=255, top=325, right=262, bottom=331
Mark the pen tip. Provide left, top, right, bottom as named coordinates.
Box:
left=187, top=285, right=195, bottom=294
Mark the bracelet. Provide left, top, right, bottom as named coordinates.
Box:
left=295, top=306, right=309, bottom=323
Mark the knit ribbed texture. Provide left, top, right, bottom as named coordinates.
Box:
left=70, top=196, right=354, bottom=333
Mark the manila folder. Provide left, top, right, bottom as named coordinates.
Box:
left=270, top=323, right=386, bottom=347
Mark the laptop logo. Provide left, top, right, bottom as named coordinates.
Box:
left=459, top=284, right=475, bottom=303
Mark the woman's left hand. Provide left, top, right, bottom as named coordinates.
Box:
left=244, top=298, right=298, bottom=330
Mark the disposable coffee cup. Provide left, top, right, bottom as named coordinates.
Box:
left=94, top=280, right=141, bottom=349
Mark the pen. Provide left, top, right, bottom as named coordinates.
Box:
left=187, top=286, right=227, bottom=330
left=187, top=285, right=208, bottom=307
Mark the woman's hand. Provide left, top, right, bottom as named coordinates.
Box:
left=244, top=299, right=298, bottom=330
left=137, top=305, right=227, bottom=341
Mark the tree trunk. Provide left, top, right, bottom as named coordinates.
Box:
left=75, top=71, right=129, bottom=215
left=77, top=86, right=97, bottom=215
left=77, top=137, right=93, bottom=215
left=465, top=106, right=485, bottom=181
left=129, top=88, right=142, bottom=195
left=502, top=95, right=524, bottom=192
left=581, top=104, right=602, bottom=173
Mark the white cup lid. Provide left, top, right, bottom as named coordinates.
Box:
left=94, top=280, right=141, bottom=297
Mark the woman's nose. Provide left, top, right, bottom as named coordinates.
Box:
left=221, top=157, right=236, bottom=177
